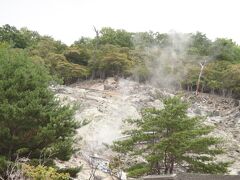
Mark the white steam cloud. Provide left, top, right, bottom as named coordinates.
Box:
left=132, top=31, right=199, bottom=90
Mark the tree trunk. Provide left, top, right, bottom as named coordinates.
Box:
left=196, top=60, right=206, bottom=96
left=91, top=70, right=95, bottom=80
left=164, top=149, right=169, bottom=174
left=222, top=89, right=225, bottom=97
left=157, top=162, right=161, bottom=174
left=164, top=165, right=169, bottom=174
left=229, top=89, right=233, bottom=97
left=179, top=82, right=182, bottom=90
left=169, top=158, right=174, bottom=174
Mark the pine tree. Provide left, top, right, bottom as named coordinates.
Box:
left=0, top=47, right=78, bottom=175
left=112, top=97, right=229, bottom=177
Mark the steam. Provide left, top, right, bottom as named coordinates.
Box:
left=132, top=31, right=196, bottom=90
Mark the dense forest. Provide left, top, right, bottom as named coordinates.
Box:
left=0, top=24, right=240, bottom=179
left=1, top=24, right=240, bottom=98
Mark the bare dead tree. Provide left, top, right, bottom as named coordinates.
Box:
left=88, top=157, right=99, bottom=180
left=0, top=151, right=58, bottom=180
left=91, top=26, right=100, bottom=79
left=0, top=155, right=27, bottom=180
left=93, top=26, right=99, bottom=50
left=195, top=59, right=206, bottom=96
left=80, top=151, right=100, bottom=180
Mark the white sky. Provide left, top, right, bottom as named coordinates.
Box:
left=0, top=0, right=239, bottom=45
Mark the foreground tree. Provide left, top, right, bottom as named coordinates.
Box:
left=0, top=47, right=78, bottom=177
left=113, top=97, right=229, bottom=177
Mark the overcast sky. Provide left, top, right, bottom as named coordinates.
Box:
left=0, top=0, right=239, bottom=45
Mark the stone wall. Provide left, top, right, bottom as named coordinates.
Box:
left=177, top=173, right=240, bottom=180
left=143, top=173, right=240, bottom=180
left=143, top=175, right=176, bottom=180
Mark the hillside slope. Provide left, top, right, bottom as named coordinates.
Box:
left=52, top=78, right=240, bottom=179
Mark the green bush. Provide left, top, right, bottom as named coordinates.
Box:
left=58, top=166, right=82, bottom=178
left=22, top=164, right=70, bottom=180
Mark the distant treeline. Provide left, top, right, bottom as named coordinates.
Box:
left=1, top=24, right=240, bottom=98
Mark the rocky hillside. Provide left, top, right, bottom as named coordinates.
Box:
left=51, top=78, right=240, bottom=179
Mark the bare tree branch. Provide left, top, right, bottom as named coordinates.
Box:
left=196, top=59, right=206, bottom=96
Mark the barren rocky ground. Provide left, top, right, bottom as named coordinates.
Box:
left=52, top=78, right=240, bottom=179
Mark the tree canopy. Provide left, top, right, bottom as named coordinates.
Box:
left=1, top=24, right=240, bottom=97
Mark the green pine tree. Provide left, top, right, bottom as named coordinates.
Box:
left=112, top=97, right=229, bottom=177
left=0, top=47, right=78, bottom=176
